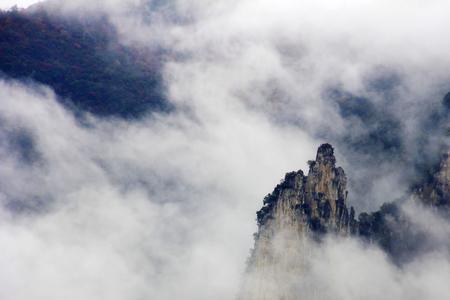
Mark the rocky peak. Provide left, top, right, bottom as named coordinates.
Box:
left=315, top=143, right=336, bottom=165
left=254, top=143, right=355, bottom=245
left=240, top=144, right=355, bottom=300
left=306, top=144, right=348, bottom=226
left=241, top=143, right=450, bottom=299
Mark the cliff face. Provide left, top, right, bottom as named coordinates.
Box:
left=255, top=144, right=355, bottom=242
left=240, top=144, right=356, bottom=300
left=240, top=143, right=450, bottom=299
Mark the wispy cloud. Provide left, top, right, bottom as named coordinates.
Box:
left=0, top=78, right=315, bottom=299
left=2, top=0, right=450, bottom=298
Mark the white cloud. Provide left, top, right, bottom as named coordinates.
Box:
left=241, top=206, right=450, bottom=300
left=0, top=78, right=316, bottom=299
left=0, top=0, right=42, bottom=9
left=309, top=236, right=450, bottom=300
left=2, top=0, right=450, bottom=298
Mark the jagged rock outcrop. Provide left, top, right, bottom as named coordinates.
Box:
left=240, top=143, right=450, bottom=299
left=239, top=144, right=356, bottom=300
left=255, top=143, right=355, bottom=241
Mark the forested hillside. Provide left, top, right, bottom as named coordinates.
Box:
left=0, top=8, right=167, bottom=117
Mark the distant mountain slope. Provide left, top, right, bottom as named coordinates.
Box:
left=0, top=8, right=168, bottom=117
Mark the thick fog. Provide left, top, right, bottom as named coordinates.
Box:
left=48, top=0, right=450, bottom=210
left=0, top=78, right=315, bottom=299
left=1, top=0, right=450, bottom=299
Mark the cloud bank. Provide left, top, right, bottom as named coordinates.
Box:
left=65, top=0, right=450, bottom=210
left=0, top=78, right=315, bottom=299
left=2, top=0, right=450, bottom=299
